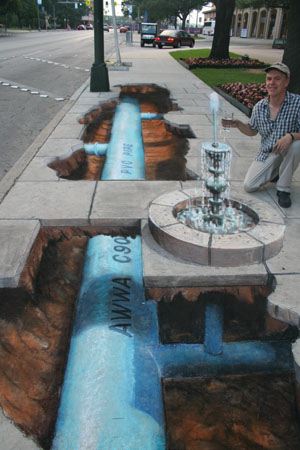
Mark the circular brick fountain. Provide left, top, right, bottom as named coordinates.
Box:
left=148, top=188, right=285, bottom=267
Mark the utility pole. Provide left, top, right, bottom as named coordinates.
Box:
left=90, top=0, right=110, bottom=91
left=37, top=0, right=42, bottom=31
left=111, top=0, right=122, bottom=65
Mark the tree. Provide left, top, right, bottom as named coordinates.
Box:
left=132, top=0, right=171, bottom=23
left=0, top=0, right=21, bottom=29
left=134, top=0, right=208, bottom=29
left=18, top=0, right=38, bottom=28
left=173, top=0, right=208, bottom=30
left=0, top=0, right=21, bottom=15
left=209, top=0, right=236, bottom=59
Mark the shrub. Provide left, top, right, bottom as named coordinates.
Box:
left=180, top=57, right=266, bottom=70
left=218, top=82, right=267, bottom=111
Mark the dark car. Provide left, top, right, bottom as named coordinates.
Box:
left=103, top=25, right=109, bottom=32
left=154, top=30, right=195, bottom=49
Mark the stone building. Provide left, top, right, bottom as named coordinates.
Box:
left=203, top=5, right=287, bottom=39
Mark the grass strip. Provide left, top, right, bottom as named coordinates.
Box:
left=170, top=49, right=266, bottom=86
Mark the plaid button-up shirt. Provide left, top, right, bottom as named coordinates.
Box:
left=249, top=91, right=300, bottom=161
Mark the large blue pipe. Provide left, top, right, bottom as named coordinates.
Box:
left=83, top=113, right=162, bottom=159
left=52, top=235, right=165, bottom=450
left=101, top=97, right=145, bottom=180
left=52, top=235, right=293, bottom=449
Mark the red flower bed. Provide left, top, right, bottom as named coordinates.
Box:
left=218, top=82, right=267, bottom=111
left=181, top=57, right=266, bottom=70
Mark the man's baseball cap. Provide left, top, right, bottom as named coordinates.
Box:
left=265, top=62, right=290, bottom=77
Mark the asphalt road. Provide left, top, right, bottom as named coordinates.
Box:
left=0, top=29, right=124, bottom=180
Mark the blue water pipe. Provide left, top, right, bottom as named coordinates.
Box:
left=84, top=142, right=108, bottom=156
left=83, top=97, right=162, bottom=180
left=52, top=236, right=165, bottom=449
left=102, top=96, right=145, bottom=180
left=52, top=235, right=293, bottom=450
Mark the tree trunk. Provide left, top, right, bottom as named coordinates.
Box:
left=181, top=13, right=189, bottom=30
left=209, top=0, right=235, bottom=59
left=283, top=0, right=300, bottom=94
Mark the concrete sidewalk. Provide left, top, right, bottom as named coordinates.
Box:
left=0, top=36, right=299, bottom=449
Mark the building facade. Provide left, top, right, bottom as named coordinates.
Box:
left=203, top=5, right=287, bottom=39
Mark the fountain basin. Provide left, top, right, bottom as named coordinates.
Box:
left=148, top=189, right=285, bottom=267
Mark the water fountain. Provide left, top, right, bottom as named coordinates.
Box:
left=177, top=93, right=256, bottom=235
left=148, top=93, right=285, bottom=266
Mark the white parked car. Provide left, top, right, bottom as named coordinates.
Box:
left=202, top=20, right=215, bottom=36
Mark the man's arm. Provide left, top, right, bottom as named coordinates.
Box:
left=221, top=118, right=258, bottom=136
left=273, top=131, right=300, bottom=154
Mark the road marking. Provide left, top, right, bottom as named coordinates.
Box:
left=4, top=55, right=90, bottom=72
left=0, top=78, right=66, bottom=101
left=0, top=56, right=17, bottom=61
left=23, top=56, right=90, bottom=72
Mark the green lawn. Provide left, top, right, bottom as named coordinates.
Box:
left=191, top=67, right=265, bottom=87
left=170, top=49, right=266, bottom=87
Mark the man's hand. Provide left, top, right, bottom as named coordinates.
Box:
left=221, top=118, right=257, bottom=137
left=273, top=134, right=293, bottom=154
left=221, top=118, right=237, bottom=129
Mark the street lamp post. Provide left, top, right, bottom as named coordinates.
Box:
left=90, top=0, right=110, bottom=92
left=37, top=0, right=42, bottom=31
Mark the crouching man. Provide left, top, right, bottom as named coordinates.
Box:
left=222, top=62, right=300, bottom=208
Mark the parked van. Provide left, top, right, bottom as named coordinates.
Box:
left=140, top=23, right=158, bottom=47
left=202, top=20, right=215, bottom=36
